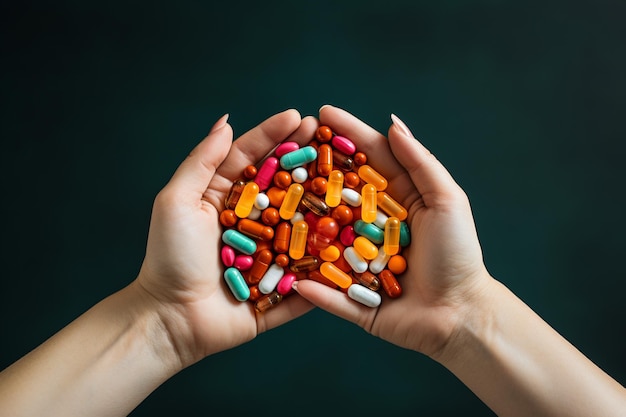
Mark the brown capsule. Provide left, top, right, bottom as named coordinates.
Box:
left=273, top=171, right=292, bottom=189
left=255, top=291, right=283, bottom=313
left=343, top=172, right=361, bottom=189
left=310, top=177, right=327, bottom=195
left=225, top=179, right=245, bottom=210
left=248, top=249, right=273, bottom=284
left=300, top=191, right=330, bottom=216
left=290, top=256, right=320, bottom=273
left=379, top=269, right=402, bottom=298
left=237, top=219, right=274, bottom=241
left=354, top=152, right=367, bottom=166
left=331, top=204, right=354, bottom=226
left=315, top=126, right=333, bottom=142
left=273, top=222, right=291, bottom=253
left=332, top=150, right=354, bottom=171
left=355, top=271, right=381, bottom=291
left=261, top=207, right=280, bottom=226
left=275, top=254, right=290, bottom=267
left=243, top=165, right=258, bottom=179
left=219, top=209, right=238, bottom=227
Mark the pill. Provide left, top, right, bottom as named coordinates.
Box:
left=316, top=216, right=339, bottom=240
left=343, top=172, right=361, bottom=189
left=248, top=249, right=273, bottom=284
left=332, top=150, right=354, bottom=171
left=347, top=284, right=381, bottom=308
left=233, top=254, right=254, bottom=271
left=274, top=141, right=300, bottom=157
left=274, top=253, right=289, bottom=267
left=377, top=192, right=408, bottom=221
left=221, top=245, right=236, bottom=267
left=317, top=144, right=333, bottom=176
left=310, top=177, right=327, bottom=195
left=373, top=210, right=389, bottom=229
left=277, top=273, right=297, bottom=295
left=369, top=246, right=391, bottom=274
left=248, top=206, right=262, bottom=221
left=353, top=236, right=379, bottom=260
left=273, top=171, right=292, bottom=189
left=222, top=229, right=257, bottom=255
left=361, top=184, right=377, bottom=223
left=353, top=152, right=367, bottom=166
left=290, top=212, right=305, bottom=224
left=325, top=170, right=344, bottom=207
left=399, top=221, right=411, bottom=247
left=331, top=135, right=356, bottom=155
left=224, top=267, right=250, bottom=302
left=289, top=220, right=309, bottom=260
left=273, top=222, right=291, bottom=253
left=248, top=285, right=261, bottom=302
left=279, top=183, right=304, bottom=220
left=353, top=220, right=384, bottom=244
left=234, top=181, right=260, bottom=218
left=219, top=209, right=238, bottom=227
left=307, top=270, right=339, bottom=289
left=225, top=179, right=245, bottom=210
left=252, top=157, right=278, bottom=191
left=301, top=191, right=330, bottom=216
left=320, top=261, right=353, bottom=289
left=254, top=193, right=270, bottom=210
left=341, top=188, right=362, bottom=207
left=315, top=126, right=333, bottom=142
left=290, top=256, right=320, bottom=272
left=258, top=263, right=285, bottom=294
left=380, top=269, right=402, bottom=298
left=339, top=225, right=357, bottom=246
left=237, top=218, right=274, bottom=241
left=306, top=141, right=319, bottom=178
left=355, top=271, right=381, bottom=291
left=384, top=217, right=401, bottom=255
left=343, top=247, right=368, bottom=273
left=280, top=146, right=317, bottom=170
left=261, top=207, right=280, bottom=226
left=319, top=245, right=340, bottom=262
left=255, top=291, right=283, bottom=312
left=291, top=167, right=308, bottom=183
left=303, top=211, right=321, bottom=230
left=388, top=254, right=407, bottom=275
left=266, top=187, right=286, bottom=207
left=358, top=165, right=388, bottom=191
left=331, top=204, right=353, bottom=226
left=243, top=165, right=257, bottom=179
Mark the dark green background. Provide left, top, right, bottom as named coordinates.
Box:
left=2, top=1, right=625, bottom=416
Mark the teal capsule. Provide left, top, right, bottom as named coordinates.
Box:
left=353, top=220, right=384, bottom=244
left=280, top=146, right=317, bottom=170
left=399, top=221, right=411, bottom=247
left=224, top=267, right=250, bottom=301
left=222, top=229, right=257, bottom=255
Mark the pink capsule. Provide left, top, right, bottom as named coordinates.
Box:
left=340, top=225, right=357, bottom=246
left=274, top=142, right=300, bottom=157
left=221, top=245, right=236, bottom=267
left=276, top=272, right=297, bottom=295
left=331, top=135, right=356, bottom=155
left=234, top=254, right=254, bottom=271
left=255, top=157, right=280, bottom=191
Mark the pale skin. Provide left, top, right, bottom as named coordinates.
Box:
left=0, top=105, right=624, bottom=416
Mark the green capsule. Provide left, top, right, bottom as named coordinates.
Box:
left=280, top=146, right=317, bottom=170
left=399, top=221, right=411, bottom=247
left=224, top=267, right=250, bottom=301
left=222, top=229, right=257, bottom=255
left=353, top=220, right=384, bottom=244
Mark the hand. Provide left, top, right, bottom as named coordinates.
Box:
left=135, top=109, right=318, bottom=367
left=293, top=105, right=493, bottom=358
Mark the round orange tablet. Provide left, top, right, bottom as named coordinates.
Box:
left=387, top=255, right=407, bottom=275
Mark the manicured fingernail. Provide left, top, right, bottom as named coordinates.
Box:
left=319, top=104, right=332, bottom=113
left=210, top=113, right=229, bottom=133
left=291, top=281, right=299, bottom=292
left=391, top=113, right=414, bottom=138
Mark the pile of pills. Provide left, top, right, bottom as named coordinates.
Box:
left=219, top=125, right=410, bottom=312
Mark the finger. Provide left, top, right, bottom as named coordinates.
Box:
left=388, top=114, right=464, bottom=205
left=166, top=114, right=233, bottom=196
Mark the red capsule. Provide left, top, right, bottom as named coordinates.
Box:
left=273, top=222, right=291, bottom=253
left=379, top=269, right=402, bottom=298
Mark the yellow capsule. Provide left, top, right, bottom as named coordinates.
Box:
left=353, top=236, right=379, bottom=260
left=357, top=164, right=388, bottom=191
left=325, top=170, right=344, bottom=208
left=377, top=192, right=407, bottom=221
left=279, top=183, right=304, bottom=220
left=320, top=261, right=352, bottom=289
left=319, top=245, right=340, bottom=262
left=234, top=182, right=259, bottom=218
left=384, top=217, right=401, bottom=255
left=289, top=220, right=309, bottom=260
left=360, top=184, right=377, bottom=223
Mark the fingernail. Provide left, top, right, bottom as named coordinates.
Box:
left=291, top=281, right=299, bottom=292
left=391, top=113, right=414, bottom=138
left=319, top=104, right=332, bottom=113
left=209, top=113, right=229, bottom=133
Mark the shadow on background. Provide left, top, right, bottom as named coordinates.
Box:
left=1, top=1, right=625, bottom=416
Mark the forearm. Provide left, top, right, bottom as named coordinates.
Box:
left=438, top=278, right=626, bottom=417
left=0, top=282, right=182, bottom=417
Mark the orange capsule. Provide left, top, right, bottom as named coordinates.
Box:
left=247, top=249, right=273, bottom=284
left=307, top=140, right=319, bottom=178
left=317, top=144, right=333, bottom=176
left=331, top=204, right=354, bottom=226
left=315, top=126, right=333, bottom=142
left=377, top=192, right=408, bottom=221
left=243, top=165, right=257, bottom=179
left=261, top=207, right=280, bottom=226
left=379, top=269, right=402, bottom=298
left=219, top=209, right=238, bottom=227
left=354, top=152, right=367, bottom=166
left=266, top=187, right=286, bottom=208
left=273, top=171, right=292, bottom=189
left=273, top=221, right=291, bottom=253
left=307, top=270, right=339, bottom=289
left=388, top=254, right=407, bottom=275
left=289, top=220, right=309, bottom=260
left=344, top=172, right=361, bottom=189
left=279, top=183, right=305, bottom=220
left=254, top=239, right=272, bottom=253
left=310, top=177, right=327, bottom=195
left=237, top=219, right=274, bottom=241
left=275, top=254, right=290, bottom=267
left=355, top=271, right=381, bottom=291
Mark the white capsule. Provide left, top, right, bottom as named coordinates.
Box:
left=373, top=210, right=389, bottom=229
left=291, top=167, right=308, bottom=183
left=254, top=193, right=270, bottom=210
left=348, top=284, right=381, bottom=308
left=343, top=246, right=368, bottom=273
left=247, top=206, right=262, bottom=221
left=290, top=211, right=305, bottom=225
left=341, top=188, right=362, bottom=207
left=258, top=264, right=285, bottom=294
left=369, top=246, right=390, bottom=274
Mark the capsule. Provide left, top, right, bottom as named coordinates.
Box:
left=353, top=220, right=384, bottom=244
left=237, top=219, right=275, bottom=241
left=377, top=192, right=408, bottom=221
left=373, top=210, right=389, bottom=229
left=331, top=135, right=356, bottom=155
left=255, top=291, right=283, bottom=313
left=301, top=191, right=330, bottom=216
left=222, top=229, right=257, bottom=255
left=248, top=249, right=273, bottom=284
left=279, top=183, right=305, bottom=220
left=320, top=261, right=353, bottom=289
left=332, top=150, right=354, bottom=171
left=369, top=246, right=391, bottom=274
left=384, top=217, right=401, bottom=255
left=357, top=165, right=388, bottom=191
left=289, top=220, right=309, bottom=260
left=319, top=245, right=340, bottom=262
left=277, top=272, right=297, bottom=295
left=399, top=221, right=411, bottom=247
left=343, top=247, right=368, bottom=273
left=234, top=182, right=260, bottom=218
left=361, top=184, right=377, bottom=223
left=273, top=222, right=291, bottom=253
left=347, top=284, right=381, bottom=308
left=355, top=271, right=381, bottom=291
left=325, top=170, right=344, bottom=207
left=341, top=188, right=362, bottom=207
left=233, top=254, right=254, bottom=271
left=224, top=267, right=250, bottom=301
left=255, top=157, right=279, bottom=191
left=379, top=269, right=402, bottom=298
left=290, top=256, right=319, bottom=272
left=221, top=245, right=236, bottom=267
left=225, top=179, right=245, bottom=210
left=317, top=144, right=333, bottom=176
left=280, top=146, right=317, bottom=170
left=258, top=264, right=285, bottom=294
left=274, top=141, right=300, bottom=157
left=353, top=236, right=379, bottom=260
